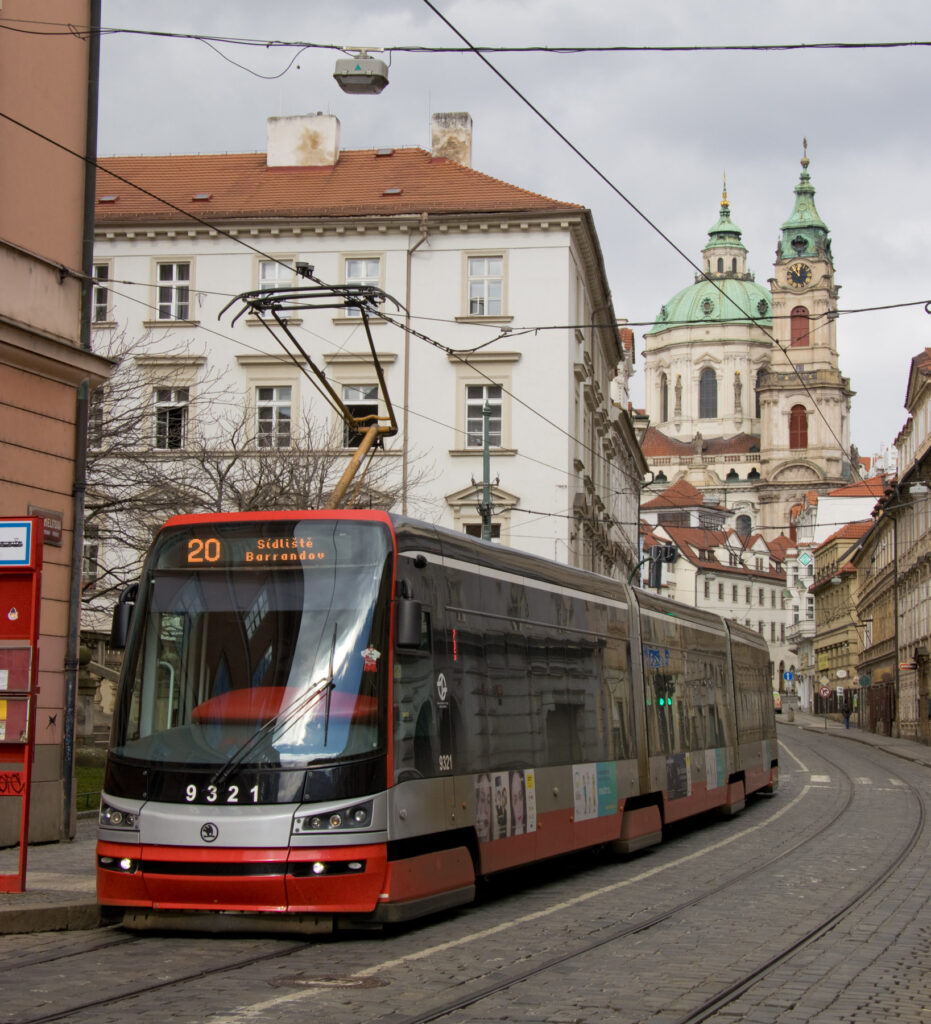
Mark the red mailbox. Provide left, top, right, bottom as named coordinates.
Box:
left=0, top=518, right=43, bottom=892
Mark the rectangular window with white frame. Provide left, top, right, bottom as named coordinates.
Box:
left=256, top=385, right=292, bottom=449
left=93, top=263, right=111, bottom=323
left=344, top=257, right=381, bottom=317
left=156, top=261, right=191, bottom=321
left=342, top=384, right=379, bottom=447
left=466, top=384, right=502, bottom=447
left=82, top=524, right=100, bottom=590
left=153, top=387, right=189, bottom=449
left=467, top=255, right=503, bottom=316
left=258, top=258, right=295, bottom=301
left=464, top=522, right=501, bottom=542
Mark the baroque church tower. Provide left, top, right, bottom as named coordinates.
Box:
left=757, top=145, right=853, bottom=529
left=641, top=149, right=855, bottom=537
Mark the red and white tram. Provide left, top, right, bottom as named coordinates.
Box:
left=97, top=510, right=777, bottom=933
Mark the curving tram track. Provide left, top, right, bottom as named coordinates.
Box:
left=2, top=725, right=927, bottom=1024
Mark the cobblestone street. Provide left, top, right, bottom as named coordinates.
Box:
left=1, top=719, right=928, bottom=1024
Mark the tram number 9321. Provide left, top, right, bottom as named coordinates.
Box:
left=185, top=783, right=260, bottom=804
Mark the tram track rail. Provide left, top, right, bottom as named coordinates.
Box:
left=374, top=739, right=924, bottom=1024
left=8, top=732, right=924, bottom=1024
left=671, top=743, right=927, bottom=1024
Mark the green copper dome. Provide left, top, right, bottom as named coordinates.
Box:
left=647, top=184, right=771, bottom=335
left=779, top=145, right=831, bottom=260
left=646, top=276, right=772, bottom=335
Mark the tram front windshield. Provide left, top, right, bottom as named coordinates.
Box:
left=111, top=519, right=393, bottom=769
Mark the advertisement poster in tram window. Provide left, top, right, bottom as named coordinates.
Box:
left=705, top=747, right=726, bottom=790
left=493, top=772, right=510, bottom=837
left=666, top=752, right=691, bottom=799
left=572, top=764, right=596, bottom=821
left=596, top=762, right=618, bottom=816
left=572, top=762, right=618, bottom=821
left=475, top=769, right=536, bottom=841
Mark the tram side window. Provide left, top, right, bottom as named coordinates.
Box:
left=545, top=703, right=582, bottom=764
left=642, top=645, right=689, bottom=756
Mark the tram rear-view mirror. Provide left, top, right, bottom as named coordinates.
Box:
left=395, top=597, right=423, bottom=649
left=110, top=583, right=138, bottom=650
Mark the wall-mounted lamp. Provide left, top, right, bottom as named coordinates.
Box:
left=334, top=49, right=389, bottom=94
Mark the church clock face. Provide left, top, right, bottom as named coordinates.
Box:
left=787, top=262, right=813, bottom=288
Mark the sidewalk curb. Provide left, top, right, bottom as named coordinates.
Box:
left=0, top=902, right=101, bottom=935
left=779, top=716, right=931, bottom=770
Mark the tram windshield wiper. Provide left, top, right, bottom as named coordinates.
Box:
left=323, top=621, right=337, bottom=747
left=210, top=622, right=339, bottom=790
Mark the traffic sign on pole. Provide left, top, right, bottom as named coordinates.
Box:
left=819, top=686, right=831, bottom=698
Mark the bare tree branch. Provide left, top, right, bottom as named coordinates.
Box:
left=82, top=330, right=433, bottom=620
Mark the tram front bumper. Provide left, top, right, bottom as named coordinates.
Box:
left=97, top=840, right=389, bottom=915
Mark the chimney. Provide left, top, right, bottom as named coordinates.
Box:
left=431, top=112, right=472, bottom=167
left=266, top=114, right=340, bottom=168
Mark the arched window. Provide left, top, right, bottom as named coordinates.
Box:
left=736, top=514, right=751, bottom=537
left=755, top=368, right=765, bottom=418
left=731, top=257, right=737, bottom=273
left=659, top=372, right=668, bottom=422
left=699, top=368, right=717, bottom=419
left=789, top=404, right=808, bottom=449
left=716, top=257, right=724, bottom=273
left=790, top=306, right=810, bottom=347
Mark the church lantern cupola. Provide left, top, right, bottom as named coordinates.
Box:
left=702, top=176, right=749, bottom=278
left=779, top=140, right=831, bottom=261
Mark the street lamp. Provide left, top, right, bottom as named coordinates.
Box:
left=333, top=49, right=389, bottom=94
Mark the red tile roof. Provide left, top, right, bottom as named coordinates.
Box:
left=641, top=478, right=708, bottom=510
left=94, top=149, right=582, bottom=223
left=827, top=476, right=886, bottom=498
left=767, top=534, right=793, bottom=561
left=815, top=520, right=872, bottom=550
left=913, top=347, right=931, bottom=375
left=659, top=525, right=786, bottom=580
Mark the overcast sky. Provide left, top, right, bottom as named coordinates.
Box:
left=93, top=0, right=931, bottom=460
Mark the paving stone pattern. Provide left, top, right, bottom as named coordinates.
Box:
left=0, top=718, right=927, bottom=1023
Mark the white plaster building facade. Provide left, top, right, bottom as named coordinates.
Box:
left=88, top=113, right=645, bottom=614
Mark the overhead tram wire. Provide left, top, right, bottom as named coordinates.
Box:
left=0, top=106, right=892, bottom=507
left=58, top=246, right=620, bottom=489
left=75, top=268, right=931, bottom=343
left=420, top=0, right=872, bottom=483
left=2, top=18, right=930, bottom=54
left=86, top=270, right=893, bottom=532
left=81, top=278, right=606, bottom=493
left=98, top=282, right=891, bottom=528
left=0, top=107, right=644, bottom=489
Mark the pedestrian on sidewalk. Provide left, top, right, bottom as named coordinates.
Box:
left=843, top=706, right=851, bottom=729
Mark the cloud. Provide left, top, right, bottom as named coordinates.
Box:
left=96, top=0, right=931, bottom=455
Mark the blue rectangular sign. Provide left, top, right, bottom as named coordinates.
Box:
left=0, top=521, right=33, bottom=567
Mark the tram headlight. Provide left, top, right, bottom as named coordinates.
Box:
left=99, top=801, right=139, bottom=831
left=292, top=800, right=373, bottom=834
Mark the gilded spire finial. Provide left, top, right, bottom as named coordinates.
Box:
left=801, top=137, right=810, bottom=170
left=722, top=171, right=728, bottom=207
